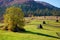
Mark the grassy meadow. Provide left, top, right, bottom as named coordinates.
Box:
left=0, top=16, right=60, bottom=40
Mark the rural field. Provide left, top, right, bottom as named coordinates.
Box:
left=0, top=16, right=60, bottom=40
left=0, top=0, right=60, bottom=40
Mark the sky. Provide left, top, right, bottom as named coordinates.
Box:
left=34, top=0, right=60, bottom=8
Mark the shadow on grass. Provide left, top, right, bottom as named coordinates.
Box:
left=20, top=30, right=60, bottom=39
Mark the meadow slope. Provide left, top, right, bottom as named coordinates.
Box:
left=0, top=19, right=60, bottom=40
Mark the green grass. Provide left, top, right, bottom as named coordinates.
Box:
left=0, top=19, right=60, bottom=40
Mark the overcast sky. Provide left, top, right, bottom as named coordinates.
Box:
left=34, top=0, right=60, bottom=8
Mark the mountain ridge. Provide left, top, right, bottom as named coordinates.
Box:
left=0, top=0, right=60, bottom=17
left=0, top=0, right=59, bottom=9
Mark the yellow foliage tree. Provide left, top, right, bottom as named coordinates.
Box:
left=2, top=7, right=25, bottom=31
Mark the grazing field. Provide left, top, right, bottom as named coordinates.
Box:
left=0, top=17, right=60, bottom=40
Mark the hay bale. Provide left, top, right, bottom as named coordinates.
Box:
left=38, top=24, right=43, bottom=29
left=43, top=21, right=46, bottom=24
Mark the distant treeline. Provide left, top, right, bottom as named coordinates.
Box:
left=23, top=8, right=60, bottom=17
left=0, top=6, right=60, bottom=17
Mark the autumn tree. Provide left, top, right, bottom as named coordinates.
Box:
left=1, top=7, right=25, bottom=31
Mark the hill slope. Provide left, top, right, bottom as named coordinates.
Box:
left=0, top=0, right=60, bottom=17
